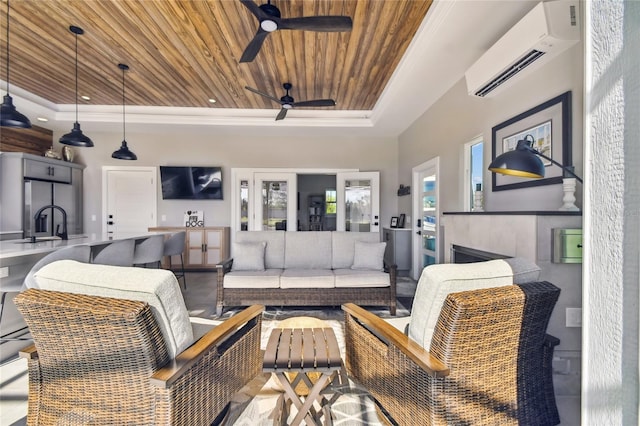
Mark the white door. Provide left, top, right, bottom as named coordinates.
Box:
left=253, top=173, right=297, bottom=231
left=412, top=158, right=440, bottom=280
left=336, top=172, right=380, bottom=232
left=102, top=167, right=157, bottom=236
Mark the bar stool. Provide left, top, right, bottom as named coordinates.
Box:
left=91, top=239, right=135, bottom=266
left=1, top=245, right=91, bottom=343
left=132, top=234, right=165, bottom=268
left=163, top=231, right=187, bottom=290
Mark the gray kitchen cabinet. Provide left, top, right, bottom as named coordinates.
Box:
left=383, top=227, right=411, bottom=275
left=0, top=152, right=85, bottom=239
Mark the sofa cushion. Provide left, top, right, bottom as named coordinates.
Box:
left=409, top=259, right=514, bottom=351
left=351, top=241, right=386, bottom=271
left=235, top=231, right=285, bottom=269
left=33, top=260, right=192, bottom=359
left=284, top=232, right=332, bottom=269
left=331, top=232, right=380, bottom=269
left=280, top=269, right=335, bottom=289
left=232, top=241, right=266, bottom=271
left=503, top=257, right=541, bottom=283
left=223, top=269, right=282, bottom=289
left=333, top=269, right=390, bottom=288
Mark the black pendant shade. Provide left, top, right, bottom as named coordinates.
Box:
left=1, top=94, right=32, bottom=128
left=60, top=25, right=94, bottom=148
left=112, top=141, right=137, bottom=160
left=1, top=0, right=31, bottom=128
left=112, top=63, right=137, bottom=160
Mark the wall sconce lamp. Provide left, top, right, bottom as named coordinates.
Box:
left=488, top=134, right=582, bottom=211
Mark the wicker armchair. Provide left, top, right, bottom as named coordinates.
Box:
left=342, top=281, right=561, bottom=425
left=15, top=289, right=263, bottom=425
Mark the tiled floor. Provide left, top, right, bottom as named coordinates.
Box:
left=0, top=272, right=416, bottom=426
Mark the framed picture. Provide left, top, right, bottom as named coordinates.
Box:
left=398, top=214, right=406, bottom=228
left=491, top=91, right=572, bottom=191
left=390, top=217, right=399, bottom=228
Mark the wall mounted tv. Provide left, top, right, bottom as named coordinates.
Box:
left=160, top=166, right=223, bottom=200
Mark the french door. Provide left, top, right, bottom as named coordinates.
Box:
left=336, top=172, right=380, bottom=233
left=253, top=173, right=297, bottom=231
left=412, top=158, right=440, bottom=280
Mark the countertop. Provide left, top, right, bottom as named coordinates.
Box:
left=0, top=232, right=165, bottom=261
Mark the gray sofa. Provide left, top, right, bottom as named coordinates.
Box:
left=215, top=231, right=397, bottom=316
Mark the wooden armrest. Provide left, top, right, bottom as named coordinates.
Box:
left=151, top=304, right=264, bottom=388
left=19, top=344, right=38, bottom=360
left=342, top=303, right=449, bottom=377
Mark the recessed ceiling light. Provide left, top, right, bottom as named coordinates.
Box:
left=208, top=98, right=217, bottom=104
left=81, top=95, right=90, bottom=101
left=36, top=117, right=49, bottom=122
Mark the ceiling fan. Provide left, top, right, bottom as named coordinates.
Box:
left=238, top=0, right=353, bottom=63
left=245, top=83, right=336, bottom=120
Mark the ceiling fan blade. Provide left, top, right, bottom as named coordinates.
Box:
left=239, top=28, right=269, bottom=63
left=239, top=0, right=269, bottom=21
left=293, top=99, right=336, bottom=108
left=245, top=86, right=283, bottom=104
left=275, top=108, right=288, bottom=121
left=279, top=16, right=353, bottom=32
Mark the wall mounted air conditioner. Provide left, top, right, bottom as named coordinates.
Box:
left=465, top=0, right=579, bottom=98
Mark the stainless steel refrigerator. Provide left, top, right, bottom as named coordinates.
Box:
left=24, top=179, right=78, bottom=239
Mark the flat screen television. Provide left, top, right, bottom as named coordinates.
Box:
left=159, top=166, right=223, bottom=200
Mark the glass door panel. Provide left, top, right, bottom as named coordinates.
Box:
left=421, top=175, right=437, bottom=267
left=254, top=173, right=297, bottom=231
left=240, top=179, right=249, bottom=231
left=336, top=172, right=380, bottom=232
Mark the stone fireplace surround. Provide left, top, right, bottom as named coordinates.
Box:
left=441, top=211, right=582, bottom=425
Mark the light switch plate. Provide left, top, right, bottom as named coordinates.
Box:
left=0, top=267, right=8, bottom=278
left=566, top=307, right=582, bottom=327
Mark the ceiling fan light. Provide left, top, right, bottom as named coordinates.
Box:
left=59, top=122, right=95, bottom=147
left=112, top=141, right=137, bottom=160
left=1, top=94, right=32, bottom=128
left=260, top=19, right=277, bottom=32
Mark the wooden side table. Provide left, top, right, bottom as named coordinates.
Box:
left=263, top=325, right=347, bottom=426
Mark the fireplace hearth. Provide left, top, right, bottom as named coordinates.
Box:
left=451, top=244, right=509, bottom=264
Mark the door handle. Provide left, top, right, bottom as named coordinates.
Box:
left=107, top=221, right=114, bottom=225
left=416, top=230, right=422, bottom=235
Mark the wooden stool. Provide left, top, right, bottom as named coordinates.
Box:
left=264, top=321, right=347, bottom=426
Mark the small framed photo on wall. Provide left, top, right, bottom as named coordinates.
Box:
left=390, top=216, right=399, bottom=228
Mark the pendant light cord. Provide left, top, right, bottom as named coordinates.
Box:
left=122, top=66, right=126, bottom=140
left=5, top=0, right=11, bottom=94
left=74, top=30, right=78, bottom=123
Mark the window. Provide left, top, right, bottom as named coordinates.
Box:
left=325, top=189, right=336, bottom=214
left=464, top=137, right=484, bottom=211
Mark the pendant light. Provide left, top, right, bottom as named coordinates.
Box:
left=1, top=0, right=31, bottom=128
left=112, top=63, right=137, bottom=160
left=59, top=26, right=94, bottom=147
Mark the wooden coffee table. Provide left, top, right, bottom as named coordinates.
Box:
left=263, top=321, right=347, bottom=426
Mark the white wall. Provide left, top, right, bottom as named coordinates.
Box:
left=397, top=42, right=584, bottom=215
left=52, top=130, right=398, bottom=236
left=583, top=1, right=639, bottom=423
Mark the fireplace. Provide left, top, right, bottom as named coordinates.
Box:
left=451, top=244, right=509, bottom=264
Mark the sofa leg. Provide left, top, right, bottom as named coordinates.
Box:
left=216, top=303, right=223, bottom=317
left=390, top=304, right=397, bottom=316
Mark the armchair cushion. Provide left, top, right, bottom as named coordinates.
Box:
left=408, top=259, right=514, bottom=350
left=33, top=259, right=192, bottom=358
left=231, top=241, right=266, bottom=271
left=504, top=256, right=542, bottom=283
left=351, top=241, right=386, bottom=271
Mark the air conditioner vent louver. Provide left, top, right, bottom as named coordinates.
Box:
left=474, top=50, right=546, bottom=97
left=465, top=1, right=580, bottom=98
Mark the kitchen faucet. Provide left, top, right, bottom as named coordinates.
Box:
left=32, top=204, right=68, bottom=242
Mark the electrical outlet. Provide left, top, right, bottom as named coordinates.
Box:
left=91, top=214, right=96, bottom=221
left=566, top=307, right=582, bottom=327
left=0, top=267, right=8, bottom=278
left=161, top=215, right=167, bottom=222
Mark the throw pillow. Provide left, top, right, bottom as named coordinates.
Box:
left=351, top=241, right=386, bottom=271
left=232, top=241, right=266, bottom=271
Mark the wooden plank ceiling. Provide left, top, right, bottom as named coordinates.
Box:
left=0, top=0, right=432, bottom=111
